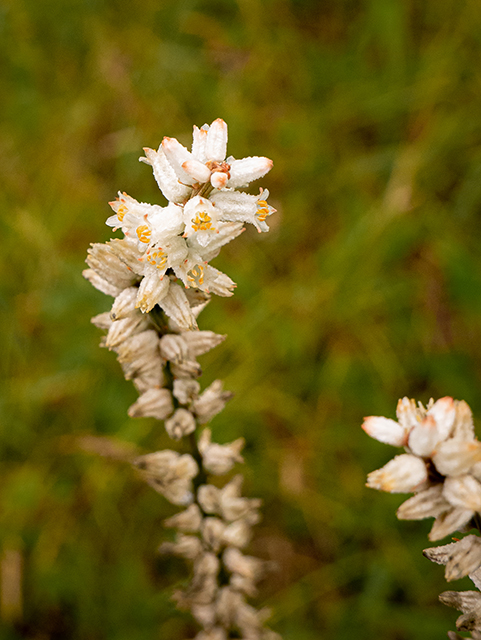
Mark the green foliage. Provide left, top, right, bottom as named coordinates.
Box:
left=2, top=0, right=481, bottom=637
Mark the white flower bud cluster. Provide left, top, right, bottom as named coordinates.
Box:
left=363, top=396, right=481, bottom=638
left=85, top=121, right=280, bottom=639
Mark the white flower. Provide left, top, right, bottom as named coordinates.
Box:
left=210, top=188, right=276, bottom=233
left=183, top=196, right=221, bottom=246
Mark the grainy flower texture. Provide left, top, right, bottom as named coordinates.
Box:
left=363, top=397, right=481, bottom=638
left=85, top=119, right=280, bottom=640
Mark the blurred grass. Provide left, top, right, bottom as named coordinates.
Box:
left=2, top=0, right=481, bottom=637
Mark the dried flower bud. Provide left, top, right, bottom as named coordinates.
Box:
left=424, top=535, right=481, bottom=582
left=165, top=408, right=197, bottom=440
left=128, top=388, right=173, bottom=420
left=222, top=519, right=252, bottom=549
left=429, top=506, right=474, bottom=541
left=397, top=484, right=450, bottom=520
left=159, top=533, right=203, bottom=560
left=201, top=517, right=226, bottom=553
left=198, top=429, right=244, bottom=475
left=193, top=380, right=234, bottom=424
left=164, top=504, right=203, bottom=532
left=160, top=282, right=198, bottom=331
left=170, top=359, right=202, bottom=379
left=134, top=450, right=198, bottom=505
left=131, top=362, right=165, bottom=394
left=159, top=334, right=189, bottom=363
left=105, top=314, right=149, bottom=349
left=86, top=243, right=138, bottom=290
left=91, top=311, right=113, bottom=330
left=173, top=378, right=201, bottom=405
left=83, top=269, right=123, bottom=297
left=181, top=330, right=226, bottom=357
left=110, top=287, right=139, bottom=320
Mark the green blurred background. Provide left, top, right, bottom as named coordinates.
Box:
left=2, top=0, right=481, bottom=637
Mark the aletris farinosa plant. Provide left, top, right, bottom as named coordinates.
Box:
left=84, top=119, right=280, bottom=640
left=363, top=397, right=481, bottom=639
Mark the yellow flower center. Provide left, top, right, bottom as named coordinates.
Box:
left=117, top=204, right=128, bottom=221
left=145, top=248, right=167, bottom=269
left=191, top=211, right=213, bottom=232
left=187, top=264, right=205, bottom=287
left=256, top=200, right=269, bottom=222
left=136, top=224, right=151, bottom=243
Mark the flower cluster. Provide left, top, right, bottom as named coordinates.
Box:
left=84, top=118, right=274, bottom=328
left=363, top=397, right=481, bottom=638
left=85, top=121, right=280, bottom=640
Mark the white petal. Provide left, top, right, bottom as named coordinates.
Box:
left=408, top=415, right=441, bottom=457
left=162, top=137, right=198, bottom=185
left=453, top=400, right=476, bottom=441
left=227, top=156, right=273, bottom=188
left=362, top=416, right=407, bottom=447
left=192, top=124, right=208, bottom=163
left=205, top=118, right=228, bottom=162
left=428, top=397, right=456, bottom=441
left=141, top=147, right=191, bottom=204
left=182, top=159, right=211, bottom=183
left=396, top=397, right=422, bottom=431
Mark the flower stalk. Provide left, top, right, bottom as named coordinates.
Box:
left=85, top=119, right=280, bottom=640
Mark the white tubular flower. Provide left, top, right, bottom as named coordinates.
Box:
left=366, top=454, right=428, bottom=493
left=210, top=188, right=276, bottom=233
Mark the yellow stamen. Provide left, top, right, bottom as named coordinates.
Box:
left=117, top=204, right=128, bottom=221
left=256, top=201, right=269, bottom=222
left=146, top=248, right=167, bottom=269
left=187, top=264, right=205, bottom=287
left=191, top=211, right=213, bottom=232
left=136, top=224, right=151, bottom=243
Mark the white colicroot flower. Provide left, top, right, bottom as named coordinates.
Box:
left=364, top=397, right=481, bottom=638
left=85, top=120, right=280, bottom=639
